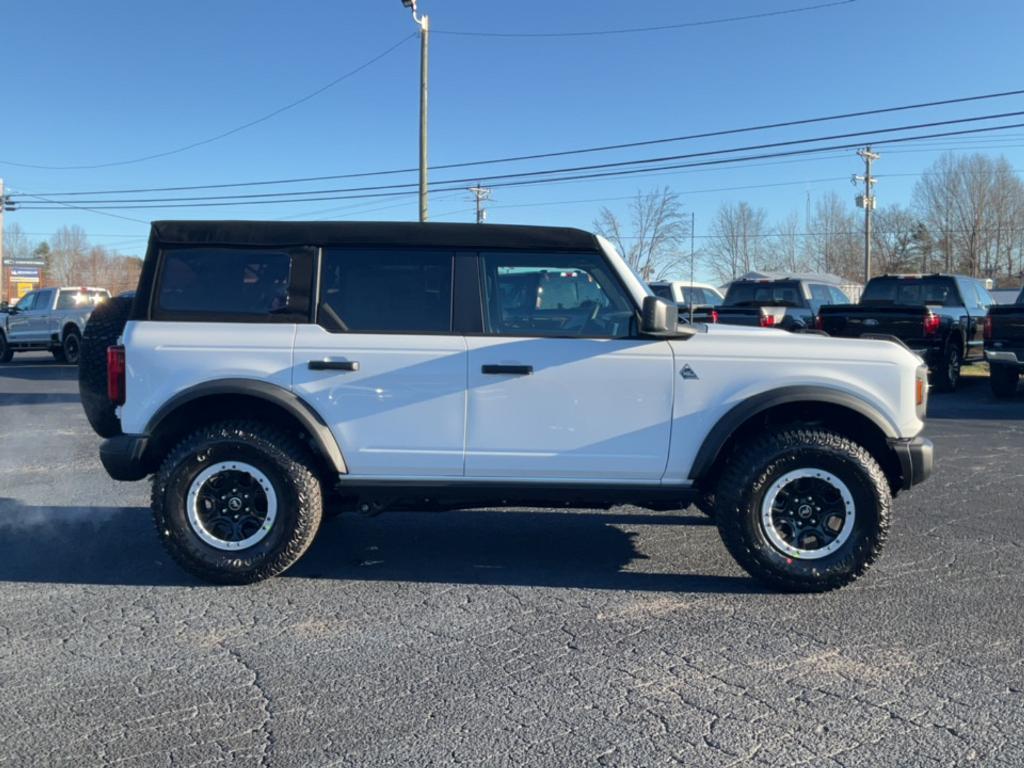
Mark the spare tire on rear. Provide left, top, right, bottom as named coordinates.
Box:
left=79, top=295, right=133, bottom=438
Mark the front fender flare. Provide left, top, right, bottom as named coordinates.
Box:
left=688, top=385, right=899, bottom=482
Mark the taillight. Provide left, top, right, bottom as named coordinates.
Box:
left=984, top=315, right=993, bottom=341
left=814, top=315, right=825, bottom=331
left=759, top=314, right=776, bottom=328
left=107, top=345, right=126, bottom=405
left=710, top=309, right=719, bottom=323
left=923, top=313, right=940, bottom=336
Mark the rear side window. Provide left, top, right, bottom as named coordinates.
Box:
left=828, top=286, right=850, bottom=304
left=155, top=247, right=314, bottom=322
left=809, top=284, right=833, bottom=307
left=861, top=277, right=959, bottom=307
left=319, top=249, right=453, bottom=333
left=57, top=289, right=109, bottom=310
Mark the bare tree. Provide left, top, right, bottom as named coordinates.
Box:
left=765, top=210, right=806, bottom=273
left=871, top=205, right=925, bottom=275
left=806, top=191, right=860, bottom=280
left=2, top=222, right=35, bottom=264
left=704, top=201, right=768, bottom=283
left=595, top=187, right=689, bottom=280
left=49, top=225, right=90, bottom=285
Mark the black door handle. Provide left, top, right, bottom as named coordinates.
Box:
left=309, top=359, right=360, bottom=371
left=481, top=364, right=533, bottom=375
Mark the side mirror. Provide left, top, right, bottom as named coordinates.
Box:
left=641, top=295, right=682, bottom=336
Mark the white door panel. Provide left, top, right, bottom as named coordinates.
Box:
left=466, top=337, right=675, bottom=481
left=293, top=327, right=467, bottom=476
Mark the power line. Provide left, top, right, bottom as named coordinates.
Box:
left=0, top=33, right=416, bottom=171
left=15, top=116, right=1024, bottom=209
left=434, top=1, right=855, bottom=38
left=22, top=88, right=1024, bottom=197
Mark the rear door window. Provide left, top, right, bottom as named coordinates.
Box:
left=155, top=247, right=314, bottom=322
left=318, top=248, right=453, bottom=333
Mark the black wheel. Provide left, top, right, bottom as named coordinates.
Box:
left=79, top=295, right=133, bottom=438
left=0, top=332, right=12, bottom=363
left=62, top=327, right=82, bottom=365
left=152, top=421, right=323, bottom=584
left=715, top=428, right=891, bottom=593
left=990, top=364, right=1020, bottom=398
left=931, top=342, right=961, bottom=392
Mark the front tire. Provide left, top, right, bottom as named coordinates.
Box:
left=990, top=364, right=1020, bottom=398
left=715, top=428, right=891, bottom=593
left=0, top=332, right=12, bottom=363
left=152, top=421, right=323, bottom=584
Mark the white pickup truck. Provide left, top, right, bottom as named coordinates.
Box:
left=0, top=286, right=110, bottom=364
left=80, top=221, right=933, bottom=591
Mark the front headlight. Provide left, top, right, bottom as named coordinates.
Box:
left=915, top=364, right=928, bottom=419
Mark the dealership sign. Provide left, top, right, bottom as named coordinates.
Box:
left=10, top=267, right=40, bottom=283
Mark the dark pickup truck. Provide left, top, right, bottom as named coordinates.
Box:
left=818, top=274, right=993, bottom=392
left=694, top=275, right=850, bottom=331
left=984, top=286, right=1024, bottom=397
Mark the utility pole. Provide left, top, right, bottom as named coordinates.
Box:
left=402, top=0, right=429, bottom=222
left=688, top=211, right=696, bottom=325
left=854, top=147, right=879, bottom=284
left=468, top=184, right=491, bottom=224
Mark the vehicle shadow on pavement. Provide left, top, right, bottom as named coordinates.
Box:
left=0, top=393, right=81, bottom=406
left=289, top=509, right=762, bottom=595
left=0, top=498, right=193, bottom=587
left=927, top=375, right=1024, bottom=420
left=0, top=499, right=756, bottom=593
left=0, top=361, right=77, bottom=381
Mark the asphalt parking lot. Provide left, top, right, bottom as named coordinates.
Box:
left=0, top=352, right=1022, bottom=767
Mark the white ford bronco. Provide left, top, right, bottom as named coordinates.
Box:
left=81, top=221, right=932, bottom=591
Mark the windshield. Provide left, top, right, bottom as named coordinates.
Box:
left=861, top=277, right=957, bottom=306
left=723, top=281, right=804, bottom=308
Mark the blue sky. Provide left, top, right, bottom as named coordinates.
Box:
left=3, top=0, right=1024, bottom=279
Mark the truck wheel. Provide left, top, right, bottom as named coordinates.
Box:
left=932, top=343, right=961, bottom=392
left=990, top=364, right=1020, bottom=398
left=715, top=428, right=890, bottom=593
left=0, top=332, right=12, bottom=363
left=152, top=421, right=323, bottom=584
left=61, top=327, right=82, bottom=365
left=79, top=295, right=133, bottom=438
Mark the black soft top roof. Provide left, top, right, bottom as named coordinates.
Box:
left=149, top=220, right=600, bottom=252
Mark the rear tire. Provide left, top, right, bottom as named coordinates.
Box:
left=990, top=364, right=1020, bottom=398
left=0, top=332, right=12, bottom=363
left=931, top=342, right=961, bottom=392
left=79, top=295, right=133, bottom=437
left=152, top=421, right=323, bottom=584
left=715, top=428, right=890, bottom=593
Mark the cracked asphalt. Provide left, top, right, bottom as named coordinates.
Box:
left=1, top=352, right=1022, bottom=767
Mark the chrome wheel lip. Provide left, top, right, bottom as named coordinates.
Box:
left=760, top=468, right=856, bottom=560
left=187, top=461, right=277, bottom=551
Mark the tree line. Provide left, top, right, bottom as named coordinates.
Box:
left=2, top=223, right=142, bottom=295
left=596, top=151, right=1024, bottom=288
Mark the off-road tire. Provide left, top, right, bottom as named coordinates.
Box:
left=0, top=332, right=12, bottom=363
left=931, top=341, right=961, bottom=392
left=715, top=428, right=891, bottom=593
left=990, top=363, right=1020, bottom=398
left=79, top=295, right=133, bottom=437
left=152, top=421, right=323, bottom=584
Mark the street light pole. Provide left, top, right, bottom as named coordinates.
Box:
left=402, top=0, right=429, bottom=222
